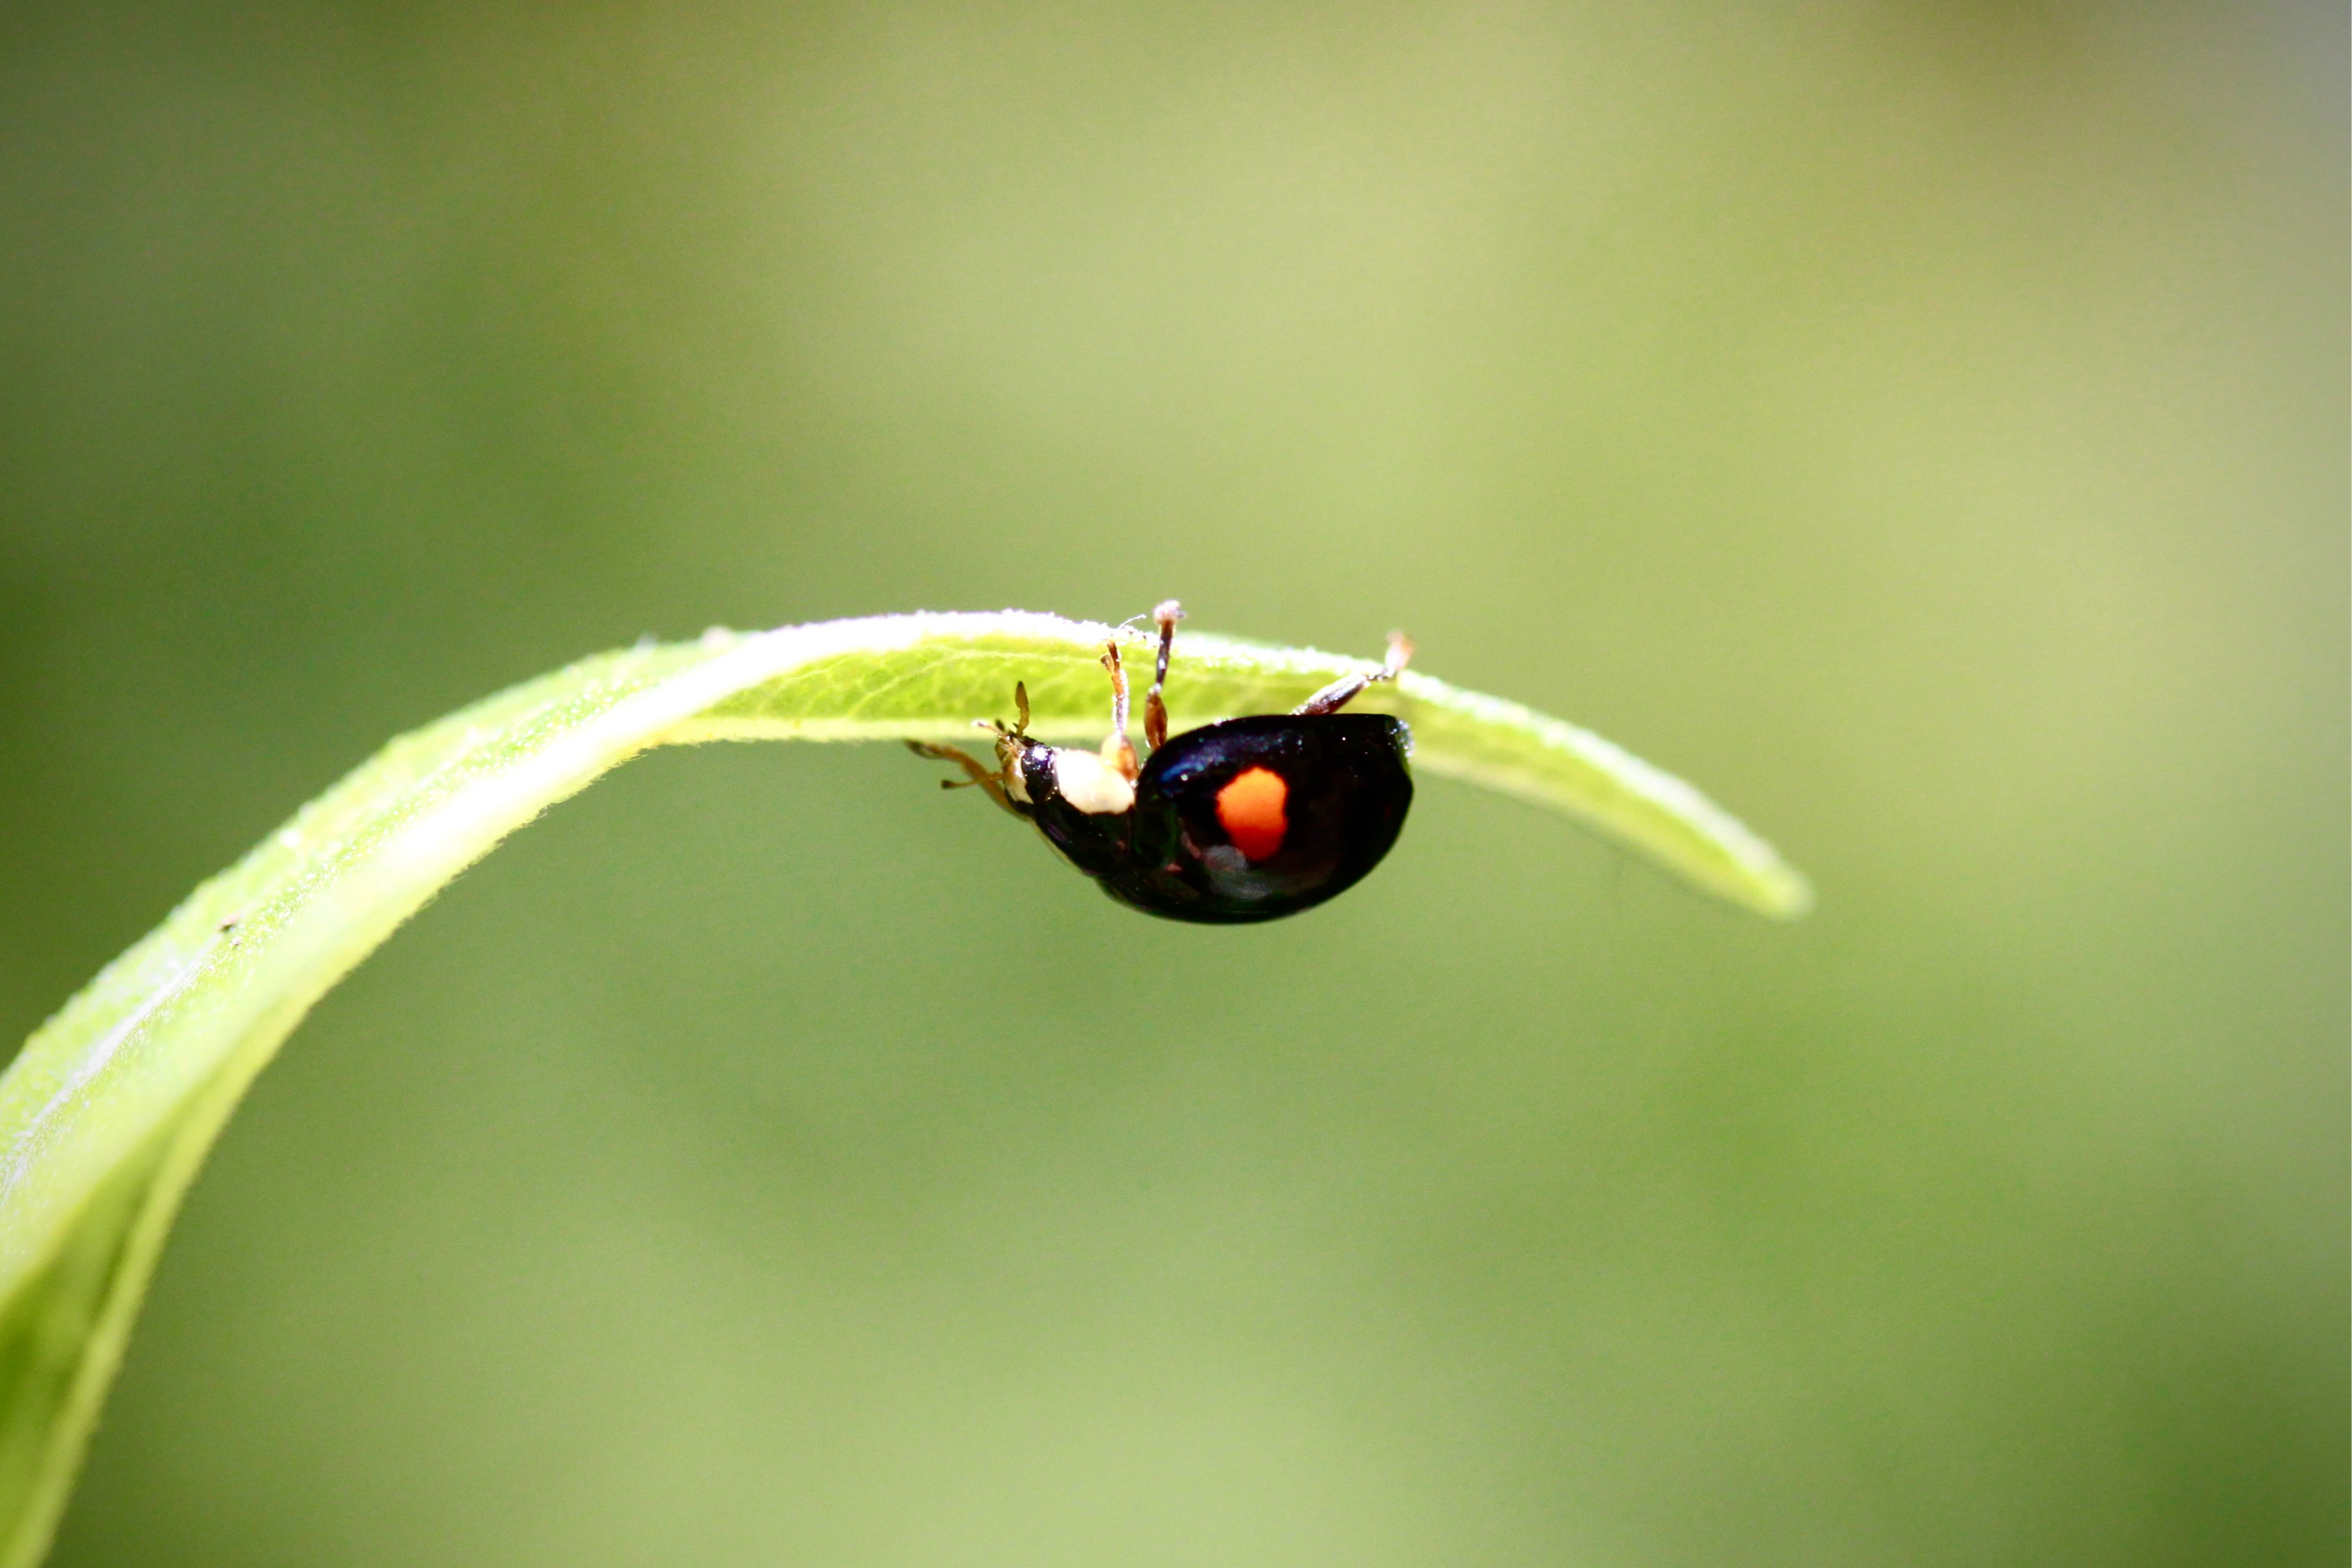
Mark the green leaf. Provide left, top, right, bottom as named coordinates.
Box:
left=0, top=611, right=1809, bottom=1566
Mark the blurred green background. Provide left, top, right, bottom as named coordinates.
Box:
left=1, top=2, right=2343, bottom=1563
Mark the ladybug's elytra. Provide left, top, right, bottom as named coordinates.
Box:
left=909, top=601, right=1414, bottom=923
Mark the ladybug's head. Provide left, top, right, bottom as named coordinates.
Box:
left=978, top=680, right=1138, bottom=819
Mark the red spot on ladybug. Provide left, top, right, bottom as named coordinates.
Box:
left=1216, top=766, right=1289, bottom=861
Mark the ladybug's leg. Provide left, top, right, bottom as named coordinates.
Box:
left=905, top=741, right=1018, bottom=815
left=1143, top=599, right=1183, bottom=750
left=1293, top=630, right=1414, bottom=717
left=1098, top=641, right=1141, bottom=782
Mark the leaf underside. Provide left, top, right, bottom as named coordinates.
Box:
left=0, top=611, right=1809, bottom=1566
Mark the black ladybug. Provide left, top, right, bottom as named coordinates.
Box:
left=909, top=601, right=1414, bottom=923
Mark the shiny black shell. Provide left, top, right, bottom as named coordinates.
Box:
left=1019, top=713, right=1413, bottom=924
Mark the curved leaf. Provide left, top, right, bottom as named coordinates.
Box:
left=0, top=610, right=1809, bottom=1566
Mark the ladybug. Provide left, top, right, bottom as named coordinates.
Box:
left=909, top=601, right=1414, bottom=924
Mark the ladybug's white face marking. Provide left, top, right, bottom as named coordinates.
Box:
left=1047, top=745, right=1138, bottom=816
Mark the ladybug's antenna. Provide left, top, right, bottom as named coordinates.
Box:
left=975, top=681, right=1033, bottom=742
left=954, top=681, right=1036, bottom=815
left=1293, top=630, right=1414, bottom=717
left=1144, top=599, right=1183, bottom=750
